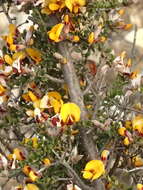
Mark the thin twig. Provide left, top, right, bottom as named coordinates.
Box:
left=128, top=167, right=143, bottom=173
left=44, top=74, right=64, bottom=83
left=131, top=24, right=137, bottom=60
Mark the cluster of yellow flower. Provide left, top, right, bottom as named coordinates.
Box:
left=22, top=90, right=81, bottom=126
left=41, top=0, right=86, bottom=15
left=7, top=147, right=51, bottom=190
left=118, top=115, right=143, bottom=146
left=0, top=24, right=42, bottom=106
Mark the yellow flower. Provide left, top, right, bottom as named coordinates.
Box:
left=26, top=48, right=42, bottom=63
left=137, top=184, right=143, bottom=190
left=28, top=91, right=39, bottom=102
left=118, top=9, right=125, bottom=15
left=124, top=120, right=132, bottom=129
left=64, top=14, right=70, bottom=24
left=132, top=155, right=143, bottom=167
left=132, top=115, right=143, bottom=135
left=0, top=84, right=6, bottom=95
left=48, top=23, right=64, bottom=42
left=22, top=165, right=32, bottom=176
left=32, top=137, right=38, bottom=148
left=123, top=137, right=130, bottom=146
left=4, top=51, right=26, bottom=65
left=48, top=91, right=63, bottom=113
left=124, top=23, right=132, bottom=30
left=25, top=184, right=39, bottom=190
left=13, top=148, right=25, bottom=160
left=1, top=24, right=17, bottom=51
left=88, top=32, right=95, bottom=44
left=82, top=160, right=105, bottom=180
left=101, top=150, right=110, bottom=161
left=48, top=91, right=62, bottom=100
left=118, top=127, right=126, bottom=136
left=29, top=170, right=39, bottom=182
left=43, top=158, right=51, bottom=166
left=41, top=0, right=65, bottom=14
left=72, top=35, right=80, bottom=42
left=60, top=102, right=81, bottom=123
left=65, top=0, right=86, bottom=13
left=4, top=55, right=13, bottom=65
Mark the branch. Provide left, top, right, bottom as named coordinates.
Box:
left=128, top=167, right=143, bottom=173
left=44, top=74, right=64, bottom=83
left=131, top=24, right=137, bottom=60
left=58, top=41, right=105, bottom=190
left=58, top=41, right=99, bottom=160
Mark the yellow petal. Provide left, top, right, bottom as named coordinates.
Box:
left=123, top=137, right=130, bottom=146
left=118, top=127, right=126, bottom=136
left=29, top=170, right=39, bottom=182
left=50, top=98, right=62, bottom=113
left=32, top=137, right=38, bottom=148
left=26, top=48, right=42, bottom=63
left=12, top=51, right=26, bottom=60
left=65, top=0, right=73, bottom=12
left=13, top=148, right=25, bottom=160
left=9, top=44, right=16, bottom=51
left=22, top=165, right=32, bottom=176
left=43, top=158, right=51, bottom=166
left=77, top=0, right=86, bottom=6
left=48, top=91, right=62, bottom=100
left=82, top=171, right=93, bottom=179
left=132, top=156, right=143, bottom=167
left=9, top=24, right=16, bottom=35
left=48, top=23, right=64, bottom=42
left=72, top=35, right=80, bottom=42
left=4, top=54, right=13, bottom=65
left=101, top=150, right=110, bottom=161
left=7, top=35, right=14, bottom=45
left=60, top=102, right=81, bottom=123
left=88, top=32, right=94, bottom=44
left=41, top=8, right=52, bottom=15
left=137, top=183, right=143, bottom=190
left=25, top=184, right=39, bottom=190
left=132, top=115, right=143, bottom=131
left=64, top=14, right=70, bottom=23
left=28, top=91, right=38, bottom=102
left=0, top=84, right=6, bottom=95
left=84, top=160, right=105, bottom=180
left=33, top=100, right=41, bottom=109
left=73, top=5, right=79, bottom=13
left=49, top=3, right=60, bottom=11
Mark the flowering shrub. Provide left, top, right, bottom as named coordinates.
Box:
left=0, top=0, right=143, bottom=190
